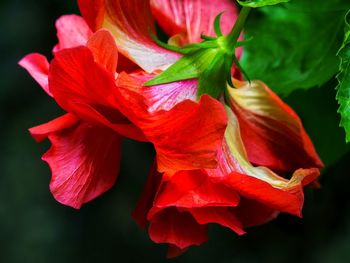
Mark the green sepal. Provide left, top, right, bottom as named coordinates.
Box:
left=214, top=13, right=224, bottom=36
left=197, top=53, right=227, bottom=99
left=144, top=48, right=218, bottom=86
left=237, top=0, right=289, bottom=8
left=336, top=9, right=350, bottom=142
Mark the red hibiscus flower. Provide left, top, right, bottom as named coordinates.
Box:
left=20, top=0, right=323, bottom=258
left=19, top=1, right=230, bottom=208
left=72, top=0, right=322, bottom=256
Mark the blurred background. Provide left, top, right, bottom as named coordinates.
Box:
left=1, top=1, right=350, bottom=262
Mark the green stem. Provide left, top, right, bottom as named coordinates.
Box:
left=226, top=6, right=251, bottom=50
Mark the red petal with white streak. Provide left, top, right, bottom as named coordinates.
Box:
left=78, top=0, right=181, bottom=72
left=229, top=80, right=323, bottom=172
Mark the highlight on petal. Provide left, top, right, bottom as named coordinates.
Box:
left=53, top=14, right=93, bottom=52
left=49, top=44, right=145, bottom=141
left=19, top=53, right=51, bottom=96
left=116, top=72, right=228, bottom=172
left=148, top=207, right=208, bottom=249
left=78, top=0, right=181, bottom=72
left=228, top=80, right=323, bottom=172
left=150, top=0, right=238, bottom=44
left=43, top=121, right=122, bottom=209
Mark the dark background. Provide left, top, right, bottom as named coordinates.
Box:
left=1, top=1, right=350, bottom=262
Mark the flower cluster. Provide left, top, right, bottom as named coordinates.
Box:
left=20, top=0, right=323, bottom=257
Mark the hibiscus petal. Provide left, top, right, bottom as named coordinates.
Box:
left=86, top=29, right=118, bottom=73
left=29, top=113, right=78, bottom=142
left=53, top=15, right=92, bottom=52
left=43, top=121, right=122, bottom=209
left=228, top=80, right=323, bottom=172
left=19, top=53, right=51, bottom=96
left=211, top=106, right=320, bottom=216
left=132, top=161, right=162, bottom=228
left=189, top=207, right=245, bottom=235
left=225, top=171, right=305, bottom=217
left=149, top=170, right=240, bottom=219
left=78, top=0, right=181, bottom=72
left=167, top=245, right=188, bottom=258
left=116, top=73, right=228, bottom=173
left=148, top=207, right=208, bottom=249
left=235, top=198, right=279, bottom=227
left=49, top=45, right=145, bottom=141
left=150, top=0, right=238, bottom=44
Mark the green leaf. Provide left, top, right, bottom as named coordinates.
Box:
left=336, top=10, right=350, bottom=142
left=237, top=0, right=289, bottom=8
left=241, top=0, right=350, bottom=96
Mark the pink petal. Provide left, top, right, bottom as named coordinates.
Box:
left=150, top=0, right=238, bottom=44
left=44, top=121, right=122, bottom=209
left=19, top=53, right=51, bottom=96
left=78, top=0, right=181, bottom=72
left=53, top=15, right=93, bottom=52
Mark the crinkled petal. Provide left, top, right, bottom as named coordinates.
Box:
left=49, top=43, right=145, bottom=141
left=148, top=208, right=208, bottom=249
left=116, top=73, right=227, bottom=172
left=43, top=121, right=122, bottom=209
left=53, top=15, right=92, bottom=52
left=150, top=0, right=238, bottom=44
left=78, top=0, right=181, bottom=72
left=228, top=80, right=323, bottom=172
left=19, top=53, right=51, bottom=96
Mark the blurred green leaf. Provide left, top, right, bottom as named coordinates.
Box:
left=336, top=10, right=350, bottom=143
left=241, top=0, right=350, bottom=96
left=237, top=0, right=289, bottom=8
